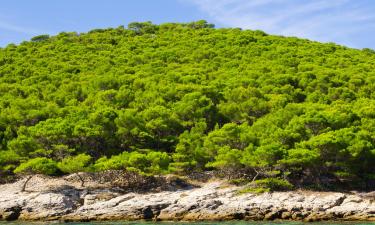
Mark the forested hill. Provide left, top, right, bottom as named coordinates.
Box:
left=1, top=21, right=374, bottom=189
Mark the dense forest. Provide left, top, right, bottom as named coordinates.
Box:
left=0, top=21, right=374, bottom=190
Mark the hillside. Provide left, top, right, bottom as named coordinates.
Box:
left=0, top=21, right=374, bottom=189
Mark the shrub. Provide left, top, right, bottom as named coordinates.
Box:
left=93, top=152, right=130, bottom=171
left=238, top=178, right=294, bottom=194
left=57, top=153, right=92, bottom=174
left=238, top=186, right=270, bottom=194
left=229, top=178, right=250, bottom=185
left=254, top=178, right=294, bottom=191
left=14, top=157, right=58, bottom=175
left=58, top=154, right=92, bottom=186
left=31, top=34, right=50, bottom=42
left=14, top=157, right=58, bottom=191
left=146, top=151, right=170, bottom=174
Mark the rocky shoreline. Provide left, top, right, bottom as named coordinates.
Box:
left=0, top=175, right=374, bottom=222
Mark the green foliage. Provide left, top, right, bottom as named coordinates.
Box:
left=238, top=186, right=270, bottom=194
left=0, top=21, right=375, bottom=187
left=128, top=21, right=158, bottom=34
left=229, top=178, right=250, bottom=185
left=239, top=178, right=294, bottom=194
left=57, top=153, right=92, bottom=174
left=93, top=151, right=170, bottom=175
left=254, top=178, right=294, bottom=191
left=93, top=152, right=130, bottom=171
left=14, top=157, right=58, bottom=175
left=187, top=20, right=215, bottom=29
left=171, top=121, right=208, bottom=171
left=31, top=34, right=50, bottom=42
left=206, top=147, right=243, bottom=169
left=0, top=150, right=21, bottom=171
left=146, top=151, right=170, bottom=173
left=278, top=148, right=320, bottom=168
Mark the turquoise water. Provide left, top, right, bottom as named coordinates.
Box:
left=0, top=222, right=374, bottom=225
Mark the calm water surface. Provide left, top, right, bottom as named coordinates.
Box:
left=0, top=222, right=374, bottom=225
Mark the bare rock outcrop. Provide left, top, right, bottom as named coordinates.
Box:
left=0, top=175, right=374, bottom=222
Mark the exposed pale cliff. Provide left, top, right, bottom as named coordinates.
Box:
left=0, top=175, right=374, bottom=222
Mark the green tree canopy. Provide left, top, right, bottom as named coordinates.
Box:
left=0, top=21, right=374, bottom=189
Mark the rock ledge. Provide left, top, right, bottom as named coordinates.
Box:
left=0, top=175, right=374, bottom=222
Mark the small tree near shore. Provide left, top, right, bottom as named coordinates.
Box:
left=58, top=154, right=92, bottom=187
left=14, top=157, right=58, bottom=192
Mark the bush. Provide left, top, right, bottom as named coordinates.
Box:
left=31, top=34, right=50, bottom=42
left=57, top=153, right=92, bottom=174
left=146, top=151, right=170, bottom=174
left=0, top=150, right=21, bottom=172
left=254, top=178, right=294, bottom=191
left=57, top=154, right=92, bottom=187
left=238, top=186, right=270, bottom=194
left=14, top=157, right=58, bottom=175
left=93, top=152, right=130, bottom=171
left=229, top=178, right=250, bottom=185
left=14, top=157, right=58, bottom=191
left=92, top=151, right=171, bottom=175
left=238, top=178, right=294, bottom=194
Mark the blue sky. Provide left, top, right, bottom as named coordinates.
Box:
left=1, top=0, right=374, bottom=49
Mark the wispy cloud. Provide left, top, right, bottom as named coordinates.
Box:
left=183, top=0, right=375, bottom=48
left=0, top=20, right=44, bottom=35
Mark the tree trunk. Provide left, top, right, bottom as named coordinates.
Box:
left=252, top=168, right=260, bottom=182
left=77, top=173, right=85, bottom=187
left=21, top=175, right=33, bottom=192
